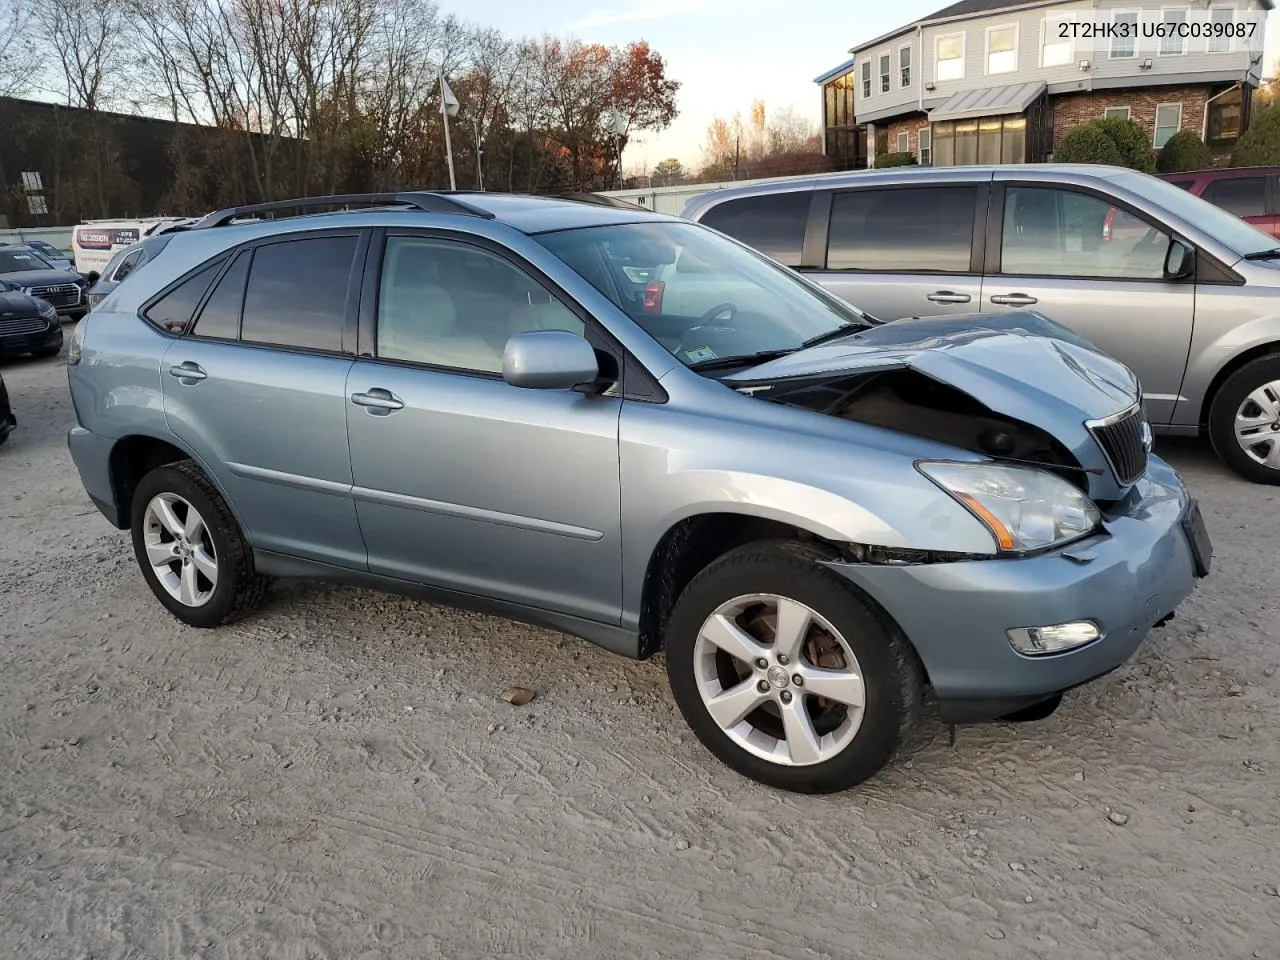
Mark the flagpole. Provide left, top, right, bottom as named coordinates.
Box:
left=440, top=71, right=457, bottom=191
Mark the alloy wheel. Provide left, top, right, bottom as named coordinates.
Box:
left=142, top=492, right=218, bottom=607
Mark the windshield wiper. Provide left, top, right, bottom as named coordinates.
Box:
left=800, top=322, right=865, bottom=349
left=688, top=348, right=795, bottom=371
left=1243, top=248, right=1280, bottom=260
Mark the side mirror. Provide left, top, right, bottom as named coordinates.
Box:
left=502, top=330, right=600, bottom=391
left=1164, top=239, right=1194, bottom=280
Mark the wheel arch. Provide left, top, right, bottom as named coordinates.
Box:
left=1196, top=340, right=1280, bottom=428
left=108, top=432, right=243, bottom=532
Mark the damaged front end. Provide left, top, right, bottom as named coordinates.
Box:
left=724, top=311, right=1149, bottom=505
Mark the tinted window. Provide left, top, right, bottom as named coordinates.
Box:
left=827, top=186, right=975, bottom=272
left=1204, top=177, right=1266, bottom=218
left=377, top=237, right=583, bottom=373
left=143, top=257, right=227, bottom=333
left=112, top=251, right=143, bottom=282
left=0, top=248, right=48, bottom=273
left=240, top=236, right=357, bottom=352
left=698, top=193, right=810, bottom=267
left=1001, top=187, right=1169, bottom=279
left=192, top=250, right=250, bottom=340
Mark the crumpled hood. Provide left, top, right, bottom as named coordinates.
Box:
left=725, top=311, right=1144, bottom=499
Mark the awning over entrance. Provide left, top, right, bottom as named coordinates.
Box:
left=928, top=80, right=1047, bottom=123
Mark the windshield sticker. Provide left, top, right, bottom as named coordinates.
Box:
left=684, top=346, right=718, bottom=363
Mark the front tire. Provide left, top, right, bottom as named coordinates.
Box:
left=1208, top=355, right=1280, bottom=484
left=129, top=460, right=268, bottom=627
left=665, top=541, right=924, bottom=793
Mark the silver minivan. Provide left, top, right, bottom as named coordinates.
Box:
left=682, top=164, right=1280, bottom=484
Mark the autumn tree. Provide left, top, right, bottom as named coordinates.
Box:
left=697, top=100, right=821, bottom=181
left=652, top=158, right=684, bottom=184
left=0, top=0, right=42, bottom=98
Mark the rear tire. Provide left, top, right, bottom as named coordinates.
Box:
left=129, top=460, right=268, bottom=627
left=665, top=540, right=924, bottom=793
left=1207, top=355, right=1280, bottom=484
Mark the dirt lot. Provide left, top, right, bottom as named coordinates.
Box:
left=1, top=346, right=1278, bottom=960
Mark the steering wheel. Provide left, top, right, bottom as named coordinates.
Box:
left=697, top=302, right=737, bottom=325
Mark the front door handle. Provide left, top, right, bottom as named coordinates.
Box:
left=926, top=290, right=972, bottom=304
left=990, top=293, right=1038, bottom=306
left=168, top=362, right=207, bottom=382
left=351, top=388, right=404, bottom=412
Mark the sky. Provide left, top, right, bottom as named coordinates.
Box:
left=446, top=0, right=1280, bottom=174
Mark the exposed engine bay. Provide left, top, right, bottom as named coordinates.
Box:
left=743, top=368, right=1088, bottom=489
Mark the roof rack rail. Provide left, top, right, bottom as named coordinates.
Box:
left=556, top=191, right=647, bottom=210
left=188, top=192, right=496, bottom=230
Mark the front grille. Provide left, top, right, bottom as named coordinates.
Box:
left=0, top=316, right=46, bottom=337
left=29, top=284, right=81, bottom=308
left=1088, top=405, right=1149, bottom=486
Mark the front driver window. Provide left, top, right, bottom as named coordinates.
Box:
left=1001, top=186, right=1171, bottom=280
left=376, top=237, right=584, bottom=374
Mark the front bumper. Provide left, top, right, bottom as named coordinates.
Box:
left=0, top=322, right=63, bottom=357
left=829, top=455, right=1202, bottom=722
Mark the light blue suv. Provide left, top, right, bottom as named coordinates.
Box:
left=66, top=192, right=1211, bottom=792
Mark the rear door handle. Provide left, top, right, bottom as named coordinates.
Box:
left=926, top=290, right=972, bottom=304
left=351, top=388, right=404, bottom=412
left=167, top=362, right=207, bottom=382
left=990, top=293, right=1038, bottom=306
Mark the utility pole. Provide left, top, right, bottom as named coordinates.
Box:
left=472, top=118, right=484, bottom=191
left=440, top=71, right=459, bottom=190
left=733, top=136, right=740, bottom=180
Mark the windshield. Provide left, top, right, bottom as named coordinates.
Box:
left=534, top=221, right=871, bottom=368
left=0, top=248, right=53, bottom=274
left=1106, top=171, right=1277, bottom=256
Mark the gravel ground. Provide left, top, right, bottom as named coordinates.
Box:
left=1, top=346, right=1278, bottom=960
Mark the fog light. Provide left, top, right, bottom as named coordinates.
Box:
left=1007, top=621, right=1100, bottom=656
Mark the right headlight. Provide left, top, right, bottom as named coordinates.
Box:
left=918, top=461, right=1101, bottom=554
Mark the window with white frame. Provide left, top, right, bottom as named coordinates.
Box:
left=1105, top=106, right=1132, bottom=121
left=937, top=34, right=965, bottom=81
left=1042, top=17, right=1073, bottom=66
left=1160, top=9, right=1187, bottom=55
left=1208, top=5, right=1234, bottom=53
left=897, top=130, right=909, bottom=153
left=861, top=61, right=871, bottom=98
left=1110, top=10, right=1138, bottom=58
left=1154, top=102, right=1182, bottom=147
left=987, top=25, right=1017, bottom=74
left=880, top=53, right=891, bottom=93
left=918, top=127, right=932, bottom=165
left=900, top=44, right=911, bottom=87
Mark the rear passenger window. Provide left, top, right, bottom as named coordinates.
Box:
left=240, top=235, right=357, bottom=352
left=192, top=250, right=250, bottom=340
left=1204, top=177, right=1266, bottom=218
left=827, top=187, right=976, bottom=273
left=143, top=256, right=228, bottom=333
left=698, top=193, right=810, bottom=267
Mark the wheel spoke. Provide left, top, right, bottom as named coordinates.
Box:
left=798, top=667, right=865, bottom=708
left=183, top=506, right=205, bottom=541
left=1243, top=385, right=1280, bottom=421
left=704, top=678, right=768, bottom=729
left=191, top=545, right=218, bottom=583
left=700, top=613, right=769, bottom=666
left=179, top=560, right=200, bottom=605
left=772, top=597, right=812, bottom=662
left=780, top=697, right=822, bottom=765
left=1264, top=439, right=1280, bottom=468
left=145, top=541, right=179, bottom=569
left=153, top=497, right=184, bottom=537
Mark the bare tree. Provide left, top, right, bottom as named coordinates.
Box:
left=28, top=0, right=124, bottom=109
left=0, top=0, right=43, bottom=98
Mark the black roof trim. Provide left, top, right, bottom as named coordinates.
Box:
left=188, top=192, right=496, bottom=230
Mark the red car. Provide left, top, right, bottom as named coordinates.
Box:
left=1156, top=166, right=1280, bottom=238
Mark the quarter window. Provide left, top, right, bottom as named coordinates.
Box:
left=1001, top=187, right=1171, bottom=280
left=240, top=235, right=357, bottom=352
left=111, top=250, right=143, bottom=282
left=699, top=192, right=811, bottom=267
left=143, top=256, right=227, bottom=333
left=937, top=34, right=965, bottom=81
left=827, top=186, right=976, bottom=273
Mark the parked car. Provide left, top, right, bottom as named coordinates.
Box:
left=22, top=239, right=76, bottom=272
left=1159, top=166, right=1280, bottom=239
left=72, top=217, right=189, bottom=280
left=0, top=368, right=14, bottom=446
left=87, top=233, right=179, bottom=310
left=682, top=164, right=1280, bottom=485
left=66, top=191, right=1209, bottom=793
left=0, top=244, right=89, bottom=320
left=0, top=279, right=63, bottom=359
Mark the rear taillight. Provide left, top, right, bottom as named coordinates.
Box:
left=642, top=280, right=665, bottom=314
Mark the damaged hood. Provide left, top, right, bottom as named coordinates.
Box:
left=725, top=311, right=1139, bottom=421
left=724, top=311, right=1144, bottom=499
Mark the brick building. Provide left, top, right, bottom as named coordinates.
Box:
left=817, top=0, right=1269, bottom=170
